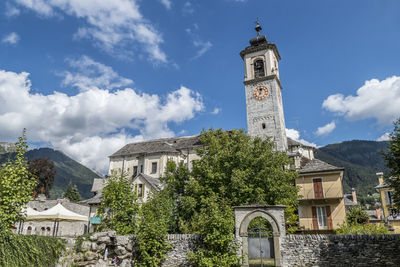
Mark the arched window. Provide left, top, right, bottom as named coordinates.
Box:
left=46, top=227, right=51, bottom=236
left=41, top=227, right=46, bottom=235
left=254, top=59, right=265, bottom=78
left=27, top=226, right=32, bottom=235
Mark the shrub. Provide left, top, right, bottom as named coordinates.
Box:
left=336, top=223, right=391, bottom=235
left=346, top=206, right=368, bottom=225
left=0, top=230, right=65, bottom=267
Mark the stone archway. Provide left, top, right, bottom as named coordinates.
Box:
left=234, top=205, right=286, bottom=267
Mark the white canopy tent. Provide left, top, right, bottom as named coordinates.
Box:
left=26, top=203, right=89, bottom=236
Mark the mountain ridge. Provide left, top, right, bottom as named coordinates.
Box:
left=0, top=147, right=100, bottom=199
left=315, top=140, right=389, bottom=204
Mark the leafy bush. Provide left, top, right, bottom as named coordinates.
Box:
left=99, top=174, right=139, bottom=235
left=0, top=230, right=65, bottom=267
left=336, top=223, right=391, bottom=235
left=187, top=196, right=240, bottom=266
left=134, top=189, right=174, bottom=267
left=346, top=206, right=368, bottom=225
left=0, top=131, right=37, bottom=231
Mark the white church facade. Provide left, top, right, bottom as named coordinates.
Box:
left=102, top=23, right=346, bottom=232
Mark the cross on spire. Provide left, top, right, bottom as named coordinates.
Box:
left=254, top=19, right=262, bottom=36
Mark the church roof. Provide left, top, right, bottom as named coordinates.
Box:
left=81, top=192, right=102, bottom=205
left=110, top=135, right=202, bottom=157
left=344, top=194, right=358, bottom=206
left=299, top=159, right=344, bottom=174
left=287, top=137, right=315, bottom=149
left=91, top=178, right=105, bottom=193
left=137, top=173, right=162, bottom=190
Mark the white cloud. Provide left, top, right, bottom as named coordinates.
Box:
left=5, top=3, right=20, bottom=17
left=315, top=121, right=336, bottom=136
left=0, top=61, right=203, bottom=173
left=160, top=0, right=171, bottom=9
left=286, top=128, right=317, bottom=147
left=211, top=107, right=221, bottom=114
left=322, top=76, right=400, bottom=125
left=61, top=56, right=133, bottom=91
left=14, top=0, right=167, bottom=63
left=182, top=1, right=194, bottom=15
left=193, top=40, right=212, bottom=59
left=2, top=32, right=20, bottom=44
left=377, top=132, right=391, bottom=141
left=186, top=24, right=212, bottom=59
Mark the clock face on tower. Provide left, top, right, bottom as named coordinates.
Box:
left=252, top=85, right=269, bottom=100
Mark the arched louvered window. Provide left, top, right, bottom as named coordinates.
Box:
left=254, top=59, right=265, bottom=78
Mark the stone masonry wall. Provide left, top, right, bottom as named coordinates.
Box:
left=281, top=234, right=400, bottom=267
left=57, top=231, right=201, bottom=267
left=58, top=232, right=400, bottom=266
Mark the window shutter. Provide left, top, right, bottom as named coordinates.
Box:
left=312, top=206, right=318, bottom=230
left=326, top=206, right=333, bottom=230
left=313, top=179, right=323, bottom=198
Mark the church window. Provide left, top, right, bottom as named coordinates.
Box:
left=262, top=123, right=266, bottom=129
left=137, top=184, right=144, bottom=197
left=133, top=166, right=138, bottom=177
left=46, top=227, right=51, bottom=236
left=27, top=226, right=32, bottom=235
left=41, top=227, right=45, bottom=235
left=254, top=59, right=265, bottom=78
left=151, top=162, right=157, bottom=174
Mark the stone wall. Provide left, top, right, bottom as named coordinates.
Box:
left=281, top=234, right=400, bottom=267
left=57, top=231, right=201, bottom=267
left=58, top=231, right=400, bottom=266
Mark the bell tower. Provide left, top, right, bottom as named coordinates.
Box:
left=240, top=22, right=287, bottom=151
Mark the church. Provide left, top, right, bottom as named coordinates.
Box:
left=100, top=23, right=346, bottom=232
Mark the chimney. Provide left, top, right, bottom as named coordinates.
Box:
left=376, top=172, right=384, bottom=185
left=351, top=188, right=358, bottom=204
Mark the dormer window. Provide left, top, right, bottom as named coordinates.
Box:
left=254, top=59, right=265, bottom=78
left=151, top=162, right=157, bottom=174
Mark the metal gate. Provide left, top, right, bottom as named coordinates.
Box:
left=248, top=226, right=275, bottom=267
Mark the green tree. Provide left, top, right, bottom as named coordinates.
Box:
left=163, top=129, right=299, bottom=266
left=99, top=174, right=139, bottom=235
left=163, top=160, right=191, bottom=233
left=135, top=189, right=174, bottom=267
left=63, top=182, right=81, bottom=202
left=346, top=206, right=368, bottom=225
left=0, top=131, right=37, bottom=231
left=383, top=118, right=400, bottom=208
left=28, top=158, right=56, bottom=197
left=183, top=129, right=299, bottom=226
left=187, top=195, right=239, bottom=266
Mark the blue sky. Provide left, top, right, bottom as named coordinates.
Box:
left=0, top=0, right=399, bottom=172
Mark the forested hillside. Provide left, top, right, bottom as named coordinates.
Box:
left=315, top=140, right=389, bottom=204
left=0, top=148, right=99, bottom=199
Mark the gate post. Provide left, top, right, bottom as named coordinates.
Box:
left=234, top=204, right=286, bottom=267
